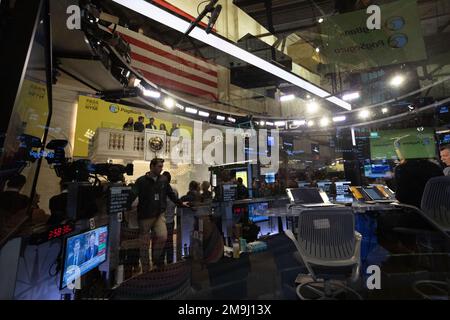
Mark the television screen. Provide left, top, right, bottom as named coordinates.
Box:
left=248, top=202, right=269, bottom=222
left=265, top=173, right=275, bottom=184
left=370, top=128, right=436, bottom=160
left=364, top=164, right=392, bottom=178
left=61, top=226, right=108, bottom=289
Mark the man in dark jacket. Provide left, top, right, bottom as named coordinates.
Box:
left=130, top=158, right=186, bottom=271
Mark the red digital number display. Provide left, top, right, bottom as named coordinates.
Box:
left=47, top=224, right=73, bottom=240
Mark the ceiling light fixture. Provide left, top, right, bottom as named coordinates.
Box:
left=111, top=0, right=352, bottom=111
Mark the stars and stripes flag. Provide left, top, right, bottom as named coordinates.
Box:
left=116, top=25, right=219, bottom=101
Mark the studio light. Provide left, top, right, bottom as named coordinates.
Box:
left=307, top=120, right=315, bottom=127
left=163, top=97, right=175, bottom=109
left=280, top=94, right=295, bottom=102
left=185, top=107, right=198, bottom=114
left=217, top=115, right=225, bottom=121
left=199, top=111, right=210, bottom=117
left=228, top=117, right=236, bottom=123
left=332, top=116, right=346, bottom=122
left=143, top=89, right=161, bottom=98
left=320, top=118, right=330, bottom=127
left=293, top=120, right=306, bottom=126
left=274, top=121, right=286, bottom=127
left=259, top=120, right=265, bottom=126
left=381, top=107, right=389, bottom=114
left=342, top=92, right=360, bottom=101
left=390, top=75, right=405, bottom=87
left=307, top=101, right=319, bottom=114
left=359, top=110, right=371, bottom=119
left=266, top=121, right=274, bottom=126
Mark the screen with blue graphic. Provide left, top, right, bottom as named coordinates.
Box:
left=248, top=202, right=269, bottom=222
left=61, top=226, right=108, bottom=289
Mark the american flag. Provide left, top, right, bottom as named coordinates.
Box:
left=116, top=25, right=219, bottom=101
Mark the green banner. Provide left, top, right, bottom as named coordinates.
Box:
left=321, top=0, right=427, bottom=71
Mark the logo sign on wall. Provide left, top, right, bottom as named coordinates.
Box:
left=321, top=0, right=426, bottom=71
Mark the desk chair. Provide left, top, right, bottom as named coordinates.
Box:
left=392, top=176, right=450, bottom=300
left=392, top=176, right=450, bottom=240
left=284, top=208, right=362, bottom=300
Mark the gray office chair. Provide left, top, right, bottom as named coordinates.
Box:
left=392, top=176, right=450, bottom=239
left=284, top=208, right=362, bottom=300
left=393, top=176, right=450, bottom=300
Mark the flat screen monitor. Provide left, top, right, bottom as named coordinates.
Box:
left=265, top=173, right=275, bottom=184
left=287, top=188, right=324, bottom=204
left=362, top=187, right=385, bottom=201
left=248, top=202, right=269, bottom=222
left=60, top=225, right=108, bottom=289
left=364, top=164, right=392, bottom=178
left=370, top=128, right=436, bottom=160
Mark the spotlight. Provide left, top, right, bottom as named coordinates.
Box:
left=381, top=107, right=389, bottom=114
left=280, top=94, right=295, bottom=102
left=163, top=97, right=175, bottom=109
left=293, top=120, right=306, bottom=126
left=359, top=110, right=371, bottom=119
left=133, top=78, right=141, bottom=87
left=175, top=103, right=185, bottom=110
left=342, top=92, right=360, bottom=101
left=199, top=111, right=210, bottom=117
left=307, top=120, right=315, bottom=127
left=390, top=75, right=405, bottom=87
left=274, top=121, right=286, bottom=127
left=143, top=89, right=161, bottom=98
left=307, top=101, right=319, bottom=114
left=332, top=116, right=346, bottom=122
left=266, top=121, right=274, bottom=126
left=259, top=120, right=265, bottom=126
left=185, top=107, right=198, bottom=114
left=315, top=47, right=320, bottom=53
left=320, top=118, right=330, bottom=127
left=318, top=18, right=324, bottom=23
left=217, top=115, right=225, bottom=121
left=228, top=117, right=236, bottom=123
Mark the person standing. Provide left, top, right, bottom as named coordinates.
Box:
left=161, top=171, right=177, bottom=264
left=146, top=117, right=157, bottom=130
left=130, top=158, right=187, bottom=271
left=440, top=145, right=450, bottom=176
left=123, top=117, right=134, bottom=131
left=134, top=116, right=145, bottom=132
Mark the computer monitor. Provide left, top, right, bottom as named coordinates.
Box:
left=287, top=188, right=324, bottom=204
left=362, top=187, right=385, bottom=201
left=60, top=225, right=108, bottom=289
left=248, top=202, right=269, bottom=222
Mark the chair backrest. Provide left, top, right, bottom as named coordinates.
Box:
left=296, top=208, right=356, bottom=261
left=421, top=176, right=450, bottom=228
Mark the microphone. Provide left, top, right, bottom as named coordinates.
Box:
left=206, top=4, right=222, bottom=34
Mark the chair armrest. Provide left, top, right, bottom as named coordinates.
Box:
left=391, top=203, right=450, bottom=240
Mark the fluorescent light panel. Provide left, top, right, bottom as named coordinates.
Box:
left=280, top=94, right=295, bottom=102
left=332, top=116, right=346, bottom=122
left=112, top=0, right=351, bottom=111
left=185, top=107, right=198, bottom=114
left=274, top=121, right=286, bottom=126
left=199, top=111, right=210, bottom=117
left=217, top=115, right=225, bottom=121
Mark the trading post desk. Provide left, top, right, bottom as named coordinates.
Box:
left=178, top=197, right=449, bottom=300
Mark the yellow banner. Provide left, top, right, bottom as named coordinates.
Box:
left=74, top=95, right=192, bottom=157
